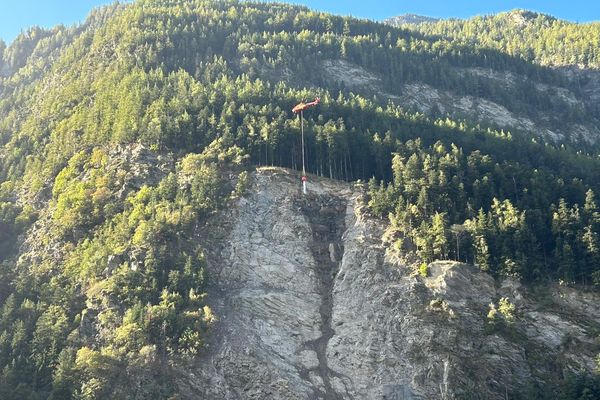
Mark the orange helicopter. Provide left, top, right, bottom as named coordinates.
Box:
left=292, top=97, right=320, bottom=114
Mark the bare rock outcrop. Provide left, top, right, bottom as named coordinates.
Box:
left=179, top=168, right=600, bottom=399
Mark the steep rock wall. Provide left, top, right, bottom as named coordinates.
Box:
left=179, top=168, right=600, bottom=399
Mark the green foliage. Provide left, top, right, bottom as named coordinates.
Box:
left=497, top=297, right=516, bottom=324
left=484, top=297, right=518, bottom=341
left=0, top=181, right=36, bottom=262
left=486, top=297, right=517, bottom=336
left=558, top=372, right=600, bottom=400
left=0, top=140, right=233, bottom=397
left=0, top=0, right=600, bottom=397
left=233, top=170, right=249, bottom=198
left=50, top=149, right=116, bottom=240
left=418, top=262, right=429, bottom=278
left=368, top=137, right=600, bottom=284
left=393, top=10, right=600, bottom=69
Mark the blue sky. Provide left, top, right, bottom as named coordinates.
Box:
left=1, top=0, right=599, bottom=44
left=1, top=0, right=112, bottom=43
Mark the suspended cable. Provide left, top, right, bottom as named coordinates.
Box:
left=292, top=97, right=320, bottom=194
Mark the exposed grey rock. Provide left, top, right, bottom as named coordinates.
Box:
left=319, top=60, right=600, bottom=145
left=384, top=14, right=440, bottom=26
left=321, top=60, right=381, bottom=89
left=108, top=143, right=174, bottom=198
left=177, top=168, right=600, bottom=399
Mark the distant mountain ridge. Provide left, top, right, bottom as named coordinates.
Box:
left=383, top=13, right=440, bottom=26
left=384, top=9, right=560, bottom=27
left=385, top=8, right=600, bottom=68
left=378, top=8, right=600, bottom=145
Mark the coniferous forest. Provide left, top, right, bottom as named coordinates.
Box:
left=1, top=0, right=600, bottom=398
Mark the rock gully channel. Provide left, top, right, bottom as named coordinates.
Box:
left=295, top=193, right=347, bottom=400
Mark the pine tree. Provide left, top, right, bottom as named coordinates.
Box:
left=431, top=212, right=448, bottom=260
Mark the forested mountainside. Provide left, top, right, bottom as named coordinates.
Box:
left=386, top=10, right=600, bottom=68
left=1, top=0, right=600, bottom=398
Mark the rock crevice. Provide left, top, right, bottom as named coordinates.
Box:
left=296, top=193, right=347, bottom=400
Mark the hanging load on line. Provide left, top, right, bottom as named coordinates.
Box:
left=292, top=97, right=320, bottom=195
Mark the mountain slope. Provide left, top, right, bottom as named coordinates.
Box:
left=183, top=168, right=600, bottom=399
left=1, top=0, right=600, bottom=398
left=382, top=9, right=600, bottom=144
left=386, top=10, right=600, bottom=68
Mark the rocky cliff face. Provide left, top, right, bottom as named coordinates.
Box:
left=383, top=15, right=440, bottom=26
left=175, top=168, right=600, bottom=399
left=318, top=60, right=600, bottom=145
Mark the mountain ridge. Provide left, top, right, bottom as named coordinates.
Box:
left=383, top=14, right=440, bottom=26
